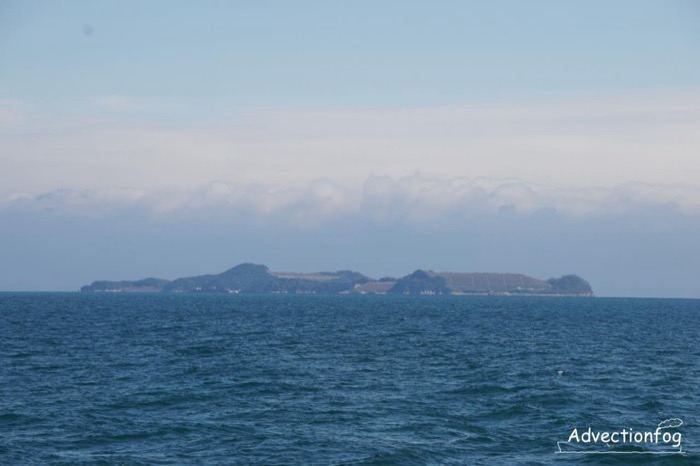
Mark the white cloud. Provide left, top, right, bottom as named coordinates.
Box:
left=1, top=89, right=699, bottom=199
left=3, top=177, right=700, bottom=225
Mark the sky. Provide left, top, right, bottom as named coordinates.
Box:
left=2, top=0, right=700, bottom=297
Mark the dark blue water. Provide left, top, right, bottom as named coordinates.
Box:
left=1, top=294, right=698, bottom=465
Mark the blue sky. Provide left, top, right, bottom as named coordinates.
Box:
left=3, top=0, right=699, bottom=106
left=2, top=1, right=700, bottom=296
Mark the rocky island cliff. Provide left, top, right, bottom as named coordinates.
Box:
left=81, top=263, right=593, bottom=296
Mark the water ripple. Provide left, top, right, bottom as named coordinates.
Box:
left=1, top=293, right=698, bottom=464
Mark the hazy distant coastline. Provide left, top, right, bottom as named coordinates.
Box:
left=81, top=263, right=593, bottom=296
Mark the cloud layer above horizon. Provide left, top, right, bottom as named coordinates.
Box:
left=4, top=176, right=700, bottom=225
left=3, top=91, right=700, bottom=296
left=3, top=90, right=700, bottom=198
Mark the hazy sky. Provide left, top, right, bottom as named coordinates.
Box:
left=2, top=0, right=700, bottom=297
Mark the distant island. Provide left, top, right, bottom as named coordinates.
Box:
left=81, top=263, right=593, bottom=296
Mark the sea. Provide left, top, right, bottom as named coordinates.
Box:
left=1, top=293, right=698, bottom=465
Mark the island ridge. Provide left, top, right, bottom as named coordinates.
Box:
left=81, top=263, right=594, bottom=296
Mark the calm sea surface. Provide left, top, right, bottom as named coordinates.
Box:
left=1, top=293, right=699, bottom=465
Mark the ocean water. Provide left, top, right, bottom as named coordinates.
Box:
left=1, top=293, right=698, bottom=465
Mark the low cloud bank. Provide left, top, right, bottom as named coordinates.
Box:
left=3, top=176, right=700, bottom=224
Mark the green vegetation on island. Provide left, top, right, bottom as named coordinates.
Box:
left=80, top=263, right=594, bottom=296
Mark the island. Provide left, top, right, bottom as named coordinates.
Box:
left=81, top=263, right=593, bottom=296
